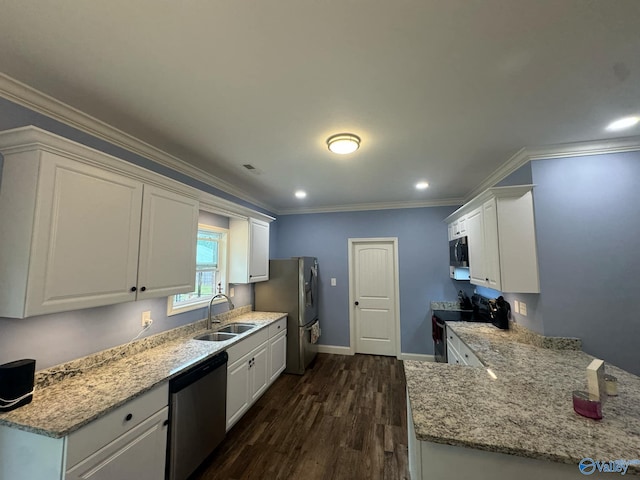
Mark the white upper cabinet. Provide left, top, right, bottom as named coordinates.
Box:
left=229, top=217, right=270, bottom=283
left=0, top=127, right=198, bottom=318
left=448, top=215, right=467, bottom=240
left=445, top=185, right=540, bottom=293
left=136, top=185, right=198, bottom=300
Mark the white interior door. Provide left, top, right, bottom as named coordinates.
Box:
left=350, top=239, right=399, bottom=356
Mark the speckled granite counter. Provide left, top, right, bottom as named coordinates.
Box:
left=405, top=322, right=640, bottom=473
left=0, top=310, right=286, bottom=438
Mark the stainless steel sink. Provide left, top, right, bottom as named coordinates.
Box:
left=193, top=332, right=237, bottom=342
left=217, top=323, right=256, bottom=334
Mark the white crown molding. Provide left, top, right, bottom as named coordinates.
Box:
left=277, top=198, right=464, bottom=215
left=0, top=125, right=275, bottom=223
left=5, top=74, right=639, bottom=218
left=464, top=136, right=640, bottom=203
left=0, top=73, right=277, bottom=213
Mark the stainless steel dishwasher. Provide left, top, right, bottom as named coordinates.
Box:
left=167, top=351, right=228, bottom=480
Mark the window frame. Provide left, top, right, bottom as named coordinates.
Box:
left=166, top=224, right=229, bottom=316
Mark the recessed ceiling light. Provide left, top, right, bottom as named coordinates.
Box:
left=295, top=190, right=307, bottom=199
left=605, top=116, right=639, bottom=132
left=327, top=133, right=361, bottom=155
left=415, top=181, right=429, bottom=190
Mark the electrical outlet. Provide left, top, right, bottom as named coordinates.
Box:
left=519, top=302, right=527, bottom=317
left=513, top=300, right=519, bottom=314
left=141, top=310, right=153, bottom=327
left=230, top=287, right=235, bottom=297
left=331, top=278, right=337, bottom=287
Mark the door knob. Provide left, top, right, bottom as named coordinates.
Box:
left=354, top=301, right=359, bottom=306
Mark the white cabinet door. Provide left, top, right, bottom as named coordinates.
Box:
left=27, top=152, right=143, bottom=316
left=248, top=219, right=269, bottom=282
left=250, top=341, right=269, bottom=402
left=466, top=207, right=487, bottom=287
left=482, top=198, right=501, bottom=291
left=65, top=408, right=168, bottom=480
left=269, top=330, right=287, bottom=383
left=229, top=218, right=270, bottom=284
left=137, top=185, right=198, bottom=299
left=226, top=353, right=251, bottom=431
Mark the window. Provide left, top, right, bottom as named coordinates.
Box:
left=167, top=224, right=228, bottom=315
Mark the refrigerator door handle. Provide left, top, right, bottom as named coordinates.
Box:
left=303, top=321, right=318, bottom=331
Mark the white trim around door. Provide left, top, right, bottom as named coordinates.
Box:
left=348, top=237, right=401, bottom=358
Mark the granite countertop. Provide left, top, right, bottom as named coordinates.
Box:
left=0, top=311, right=287, bottom=438
left=405, top=321, right=640, bottom=473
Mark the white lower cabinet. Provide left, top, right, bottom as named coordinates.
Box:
left=226, top=340, right=268, bottom=430
left=0, top=383, right=169, bottom=480
left=65, top=408, right=168, bottom=480
left=225, top=317, right=287, bottom=431
left=447, top=329, right=482, bottom=367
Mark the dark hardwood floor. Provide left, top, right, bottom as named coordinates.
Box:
left=193, top=353, right=410, bottom=480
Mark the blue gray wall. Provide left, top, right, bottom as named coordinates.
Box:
left=530, top=152, right=640, bottom=374
left=0, top=287, right=253, bottom=370
left=273, top=207, right=465, bottom=355
left=491, top=153, right=640, bottom=375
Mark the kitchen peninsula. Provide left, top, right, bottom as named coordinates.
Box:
left=405, top=321, right=640, bottom=479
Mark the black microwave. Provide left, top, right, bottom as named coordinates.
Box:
left=449, top=236, right=469, bottom=268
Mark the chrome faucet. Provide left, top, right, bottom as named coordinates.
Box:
left=207, top=294, right=235, bottom=330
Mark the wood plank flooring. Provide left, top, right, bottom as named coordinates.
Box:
left=193, top=353, right=410, bottom=480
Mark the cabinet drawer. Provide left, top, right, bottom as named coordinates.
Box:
left=226, top=327, right=269, bottom=364
left=268, top=317, right=287, bottom=338
left=446, top=331, right=460, bottom=353
left=66, top=383, right=168, bottom=469
left=458, top=342, right=483, bottom=367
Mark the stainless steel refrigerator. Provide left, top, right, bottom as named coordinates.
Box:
left=255, top=257, right=319, bottom=375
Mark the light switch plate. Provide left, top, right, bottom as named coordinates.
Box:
left=514, top=300, right=519, bottom=314
left=331, top=278, right=337, bottom=287
left=230, top=287, right=235, bottom=297
left=520, top=302, right=527, bottom=316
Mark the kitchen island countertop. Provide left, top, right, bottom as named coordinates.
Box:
left=0, top=311, right=287, bottom=438
left=405, top=321, right=640, bottom=473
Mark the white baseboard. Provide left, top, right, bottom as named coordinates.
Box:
left=314, top=346, right=434, bottom=362
left=315, top=345, right=353, bottom=355
left=400, top=353, right=435, bottom=362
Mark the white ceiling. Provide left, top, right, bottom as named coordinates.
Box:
left=1, top=1, right=639, bottom=213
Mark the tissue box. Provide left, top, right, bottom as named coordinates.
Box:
left=586, top=358, right=606, bottom=403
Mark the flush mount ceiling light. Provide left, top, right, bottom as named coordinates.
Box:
left=415, top=181, right=429, bottom=190
left=327, top=133, right=361, bottom=155
left=294, top=190, right=307, bottom=199
left=606, top=116, right=639, bottom=132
